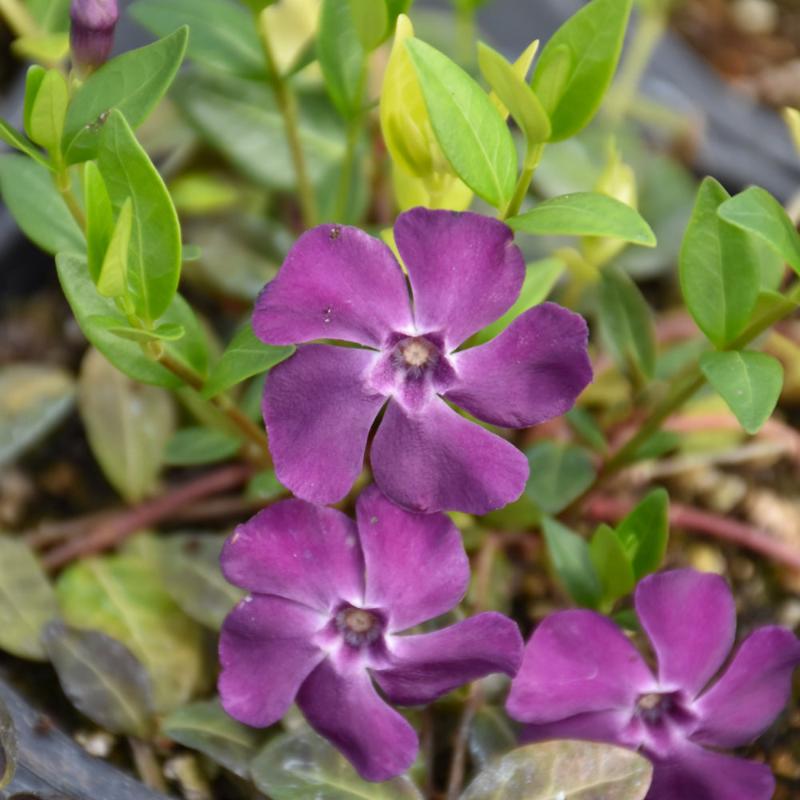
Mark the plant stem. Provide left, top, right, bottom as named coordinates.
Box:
left=0, top=0, right=38, bottom=38
left=256, top=12, right=317, bottom=228
left=501, top=145, right=544, bottom=221
left=129, top=738, right=168, bottom=793
left=455, top=4, right=476, bottom=67
left=56, top=166, right=87, bottom=232
left=334, top=67, right=368, bottom=222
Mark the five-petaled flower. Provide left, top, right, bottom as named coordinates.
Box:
left=506, top=569, right=800, bottom=800
left=254, top=207, right=592, bottom=514
left=218, top=484, right=523, bottom=781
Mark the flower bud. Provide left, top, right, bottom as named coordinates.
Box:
left=70, top=0, right=119, bottom=71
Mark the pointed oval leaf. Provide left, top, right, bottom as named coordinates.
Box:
left=0, top=117, right=50, bottom=168
left=28, top=68, right=68, bottom=154
left=541, top=517, right=602, bottom=609
left=318, top=0, right=366, bottom=119
left=461, top=740, right=652, bottom=800
left=84, top=161, right=114, bottom=283
left=615, top=488, right=669, bottom=578
left=406, top=37, right=517, bottom=209
left=42, top=621, right=156, bottom=737
left=96, top=198, right=133, bottom=299
left=526, top=441, right=596, bottom=514
left=700, top=351, right=784, bottom=434
left=589, top=524, right=635, bottom=608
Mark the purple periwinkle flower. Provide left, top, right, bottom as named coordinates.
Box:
left=70, top=0, right=118, bottom=70
left=254, top=208, right=592, bottom=514
left=506, top=569, right=800, bottom=800
left=218, top=484, right=523, bottom=781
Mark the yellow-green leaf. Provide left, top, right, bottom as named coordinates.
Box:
left=97, top=198, right=132, bottom=298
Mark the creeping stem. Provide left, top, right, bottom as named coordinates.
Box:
left=501, top=143, right=544, bottom=221
left=256, top=11, right=317, bottom=228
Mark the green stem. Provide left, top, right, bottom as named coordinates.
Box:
left=0, top=0, right=38, bottom=38
left=455, top=4, right=476, bottom=67
left=129, top=738, right=167, bottom=793
left=500, top=144, right=544, bottom=220
left=55, top=166, right=87, bottom=232
left=333, top=66, right=368, bottom=222
left=256, top=13, right=317, bottom=228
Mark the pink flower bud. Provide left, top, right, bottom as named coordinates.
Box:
left=70, top=0, right=119, bottom=70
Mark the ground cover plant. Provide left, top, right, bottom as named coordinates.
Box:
left=1, top=0, right=800, bottom=798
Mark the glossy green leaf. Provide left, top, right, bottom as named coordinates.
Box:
left=615, top=488, right=669, bottom=578
left=27, top=69, right=68, bottom=154
left=0, top=117, right=50, bottom=168
left=23, top=64, right=46, bottom=137
left=531, top=0, right=633, bottom=140
left=42, top=621, right=156, bottom=737
left=350, top=0, right=388, bottom=51
left=478, top=42, right=550, bottom=148
left=406, top=37, right=517, bottom=209
left=0, top=364, right=75, bottom=467
left=509, top=192, right=655, bottom=245
left=461, top=740, right=652, bottom=800
left=0, top=536, right=58, bottom=660
left=700, top=351, right=784, bottom=434
left=97, top=110, right=182, bottom=321
left=130, top=0, right=263, bottom=78
left=63, top=27, right=189, bottom=163
left=525, top=441, right=596, bottom=514
left=164, top=428, right=241, bottom=466
left=12, top=31, right=69, bottom=63
left=57, top=253, right=208, bottom=387
left=163, top=699, right=263, bottom=778
left=718, top=186, right=800, bottom=275
left=203, top=322, right=294, bottom=398
left=161, top=533, right=244, bottom=630
left=474, top=257, right=564, bottom=344
left=0, top=695, right=15, bottom=790
left=84, top=161, right=114, bottom=282
left=0, top=155, right=83, bottom=254
left=251, top=727, right=423, bottom=799
left=679, top=177, right=761, bottom=347
left=318, top=0, right=366, bottom=119
left=56, top=550, right=205, bottom=713
left=541, top=517, right=601, bottom=608
left=96, top=198, right=132, bottom=298
left=598, top=266, right=656, bottom=379
left=589, top=524, right=634, bottom=608
left=78, top=347, right=176, bottom=502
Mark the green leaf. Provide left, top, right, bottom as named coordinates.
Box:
left=718, top=186, right=800, bottom=275
left=509, top=192, right=656, bottom=246
left=477, top=42, right=551, bottom=148
left=525, top=441, right=596, bottom=514
left=96, top=198, right=132, bottom=298
left=42, top=621, right=156, bottom=738
left=700, top=351, right=783, bottom=434
left=160, top=533, right=244, bottom=630
left=11, top=31, right=69, bottom=63
left=679, top=178, right=761, bottom=347
left=89, top=316, right=186, bottom=343
left=473, top=257, right=564, bottom=344
left=56, top=253, right=208, bottom=388
left=615, top=488, right=669, bottom=579
left=406, top=37, right=517, bottom=209
left=23, top=64, right=46, bottom=137
left=163, top=699, right=263, bottom=778
left=468, top=707, right=517, bottom=770
left=0, top=154, right=83, bottom=255
left=27, top=69, right=68, bottom=154
left=589, top=524, right=635, bottom=608
left=164, top=428, right=241, bottom=466
left=565, top=407, right=607, bottom=453
left=598, top=266, right=656, bottom=379
left=97, top=110, right=182, bottom=321
left=318, top=0, right=366, bottom=119
left=0, top=694, right=15, bottom=790
left=0, top=117, right=50, bottom=168
left=56, top=550, right=205, bottom=713
left=251, top=727, right=423, bottom=799
left=0, top=364, right=75, bottom=467
left=63, top=27, right=190, bottom=164
left=531, top=0, right=633, bottom=140
left=84, top=161, right=114, bottom=282
left=0, top=536, right=58, bottom=660
left=461, top=740, right=652, bottom=800
left=78, top=347, right=176, bottom=502
left=541, top=517, right=602, bottom=608
left=203, top=322, right=294, bottom=398
left=350, top=0, right=388, bottom=51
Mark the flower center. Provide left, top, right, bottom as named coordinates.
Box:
left=397, top=336, right=437, bottom=369
left=335, top=606, right=384, bottom=647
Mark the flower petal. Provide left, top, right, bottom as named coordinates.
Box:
left=395, top=208, right=525, bottom=349
left=263, top=344, right=386, bottom=504
left=635, top=570, right=735, bottom=697
left=506, top=610, right=654, bottom=724
left=254, top=224, right=413, bottom=347
left=520, top=710, right=637, bottom=748
left=221, top=499, right=364, bottom=609
left=692, top=626, right=800, bottom=748
left=355, top=485, right=468, bottom=630
left=219, top=595, right=325, bottom=727
left=296, top=659, right=418, bottom=782
left=371, top=398, right=528, bottom=514
left=373, top=613, right=523, bottom=705
left=446, top=303, right=592, bottom=428
left=647, top=742, right=775, bottom=800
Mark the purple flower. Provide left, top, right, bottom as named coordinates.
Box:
left=70, top=0, right=118, bottom=69
left=506, top=569, right=800, bottom=800
left=254, top=208, right=592, bottom=514
left=218, top=484, right=523, bottom=781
